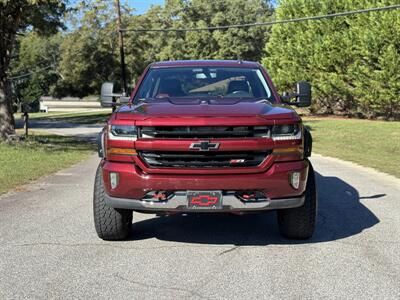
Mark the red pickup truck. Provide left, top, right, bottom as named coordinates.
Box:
left=94, top=60, right=316, bottom=240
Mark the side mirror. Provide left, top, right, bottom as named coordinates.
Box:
left=100, top=82, right=115, bottom=108
left=281, top=81, right=312, bottom=107
left=296, top=81, right=311, bottom=107
left=100, top=82, right=131, bottom=107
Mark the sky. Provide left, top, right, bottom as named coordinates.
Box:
left=69, top=0, right=165, bottom=15
left=71, top=1, right=277, bottom=15
left=122, top=0, right=276, bottom=13
left=125, top=0, right=165, bottom=15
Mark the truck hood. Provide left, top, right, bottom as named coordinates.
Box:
left=115, top=99, right=299, bottom=121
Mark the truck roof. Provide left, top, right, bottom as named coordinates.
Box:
left=150, top=60, right=261, bottom=68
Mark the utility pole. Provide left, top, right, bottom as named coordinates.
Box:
left=115, top=0, right=127, bottom=96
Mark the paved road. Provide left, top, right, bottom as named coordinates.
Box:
left=1, top=154, right=399, bottom=299
left=16, top=119, right=104, bottom=141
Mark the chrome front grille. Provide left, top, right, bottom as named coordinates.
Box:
left=139, top=151, right=270, bottom=168
left=139, top=126, right=269, bottom=139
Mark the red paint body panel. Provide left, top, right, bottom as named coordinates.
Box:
left=101, top=60, right=309, bottom=209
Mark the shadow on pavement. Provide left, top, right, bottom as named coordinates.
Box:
left=128, top=172, right=381, bottom=245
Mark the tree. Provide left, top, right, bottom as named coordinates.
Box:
left=55, top=0, right=275, bottom=97
left=0, top=0, right=66, bottom=140
left=263, top=0, right=400, bottom=119
left=55, top=0, right=122, bottom=97
left=263, top=0, right=357, bottom=114
left=348, top=0, right=400, bottom=119
left=125, top=0, right=273, bottom=79
left=150, top=0, right=274, bottom=61
left=11, top=32, right=62, bottom=108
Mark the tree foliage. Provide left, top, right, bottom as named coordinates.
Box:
left=11, top=32, right=62, bottom=106
left=263, top=0, right=400, bottom=119
left=134, top=0, right=274, bottom=62
left=54, top=0, right=274, bottom=95
left=55, top=0, right=122, bottom=97
left=0, top=0, right=67, bottom=139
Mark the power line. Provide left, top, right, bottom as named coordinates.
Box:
left=120, top=4, right=400, bottom=32
left=9, top=65, right=54, bottom=81
left=11, top=59, right=51, bottom=73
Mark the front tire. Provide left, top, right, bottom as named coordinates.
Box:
left=277, top=162, right=317, bottom=239
left=93, top=165, right=133, bottom=240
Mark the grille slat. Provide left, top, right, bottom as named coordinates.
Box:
left=142, top=152, right=252, bottom=159
left=139, top=151, right=270, bottom=168
left=140, top=126, right=269, bottom=139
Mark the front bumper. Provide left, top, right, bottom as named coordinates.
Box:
left=105, top=192, right=305, bottom=212
left=101, top=159, right=309, bottom=212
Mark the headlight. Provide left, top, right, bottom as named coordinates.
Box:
left=108, top=125, right=137, bottom=140
left=272, top=124, right=301, bottom=140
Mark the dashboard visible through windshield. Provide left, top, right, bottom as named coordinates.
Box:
left=134, top=67, right=275, bottom=103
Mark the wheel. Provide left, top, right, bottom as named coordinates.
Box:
left=93, top=165, right=132, bottom=240
left=277, top=162, right=317, bottom=239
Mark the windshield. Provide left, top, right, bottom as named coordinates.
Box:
left=134, top=67, right=275, bottom=103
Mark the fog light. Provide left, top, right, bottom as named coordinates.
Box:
left=290, top=172, right=301, bottom=189
left=110, top=172, right=119, bottom=189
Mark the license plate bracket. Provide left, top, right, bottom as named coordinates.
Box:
left=187, top=191, right=223, bottom=209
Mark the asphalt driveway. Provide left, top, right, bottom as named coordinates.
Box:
left=15, top=119, right=104, bottom=142
left=0, top=154, right=399, bottom=299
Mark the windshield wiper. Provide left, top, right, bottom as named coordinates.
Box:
left=138, top=98, right=150, bottom=102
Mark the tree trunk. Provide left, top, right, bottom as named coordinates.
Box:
left=0, top=3, right=19, bottom=141
left=0, top=1, right=22, bottom=140
left=0, top=76, right=15, bottom=140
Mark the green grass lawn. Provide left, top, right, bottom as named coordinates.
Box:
left=304, top=117, right=400, bottom=178
left=14, top=111, right=111, bottom=124
left=0, top=132, right=95, bottom=195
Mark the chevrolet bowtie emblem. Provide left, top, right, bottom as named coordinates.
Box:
left=189, top=141, right=220, bottom=151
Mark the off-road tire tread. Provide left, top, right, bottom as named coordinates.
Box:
left=93, top=166, right=132, bottom=240
left=277, top=162, right=317, bottom=239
